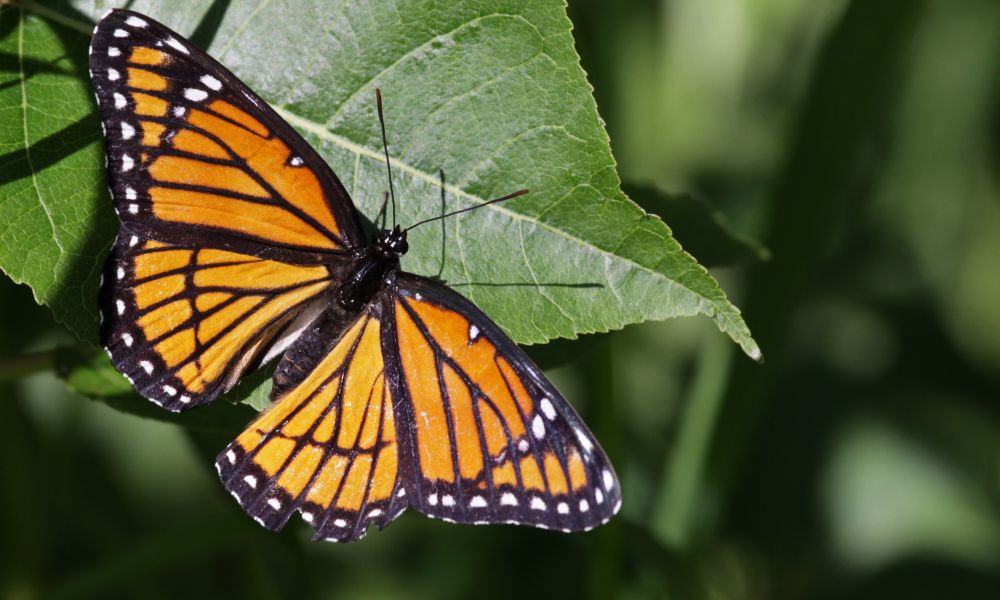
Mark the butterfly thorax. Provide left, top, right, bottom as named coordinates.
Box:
left=335, top=226, right=409, bottom=311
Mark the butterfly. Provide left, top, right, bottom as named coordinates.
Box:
left=89, top=9, right=620, bottom=542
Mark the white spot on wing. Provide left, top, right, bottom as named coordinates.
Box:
left=172, top=106, right=186, bottom=117
left=518, top=439, right=529, bottom=453
left=267, top=498, right=281, bottom=510
left=290, top=156, right=303, bottom=166
left=579, top=499, right=589, bottom=512
left=602, top=469, right=614, bottom=491
left=166, top=36, right=189, bottom=54
left=442, top=494, right=455, bottom=507
left=227, top=450, right=236, bottom=464
left=129, top=235, right=139, bottom=247
left=184, top=88, right=208, bottom=102
left=367, top=509, right=383, bottom=518
left=125, top=186, right=137, bottom=200
left=108, top=47, right=121, bottom=57
left=595, top=488, right=604, bottom=504
left=428, top=493, right=438, bottom=506
left=557, top=502, right=569, bottom=514
left=200, top=74, right=222, bottom=91
left=469, top=324, right=480, bottom=341
left=532, top=415, right=545, bottom=439
left=115, top=299, right=125, bottom=315
left=575, top=427, right=594, bottom=453
left=540, top=398, right=556, bottom=420
left=162, top=385, right=176, bottom=396
left=333, top=518, right=347, bottom=528
left=107, top=68, right=120, bottom=81
left=121, top=332, right=133, bottom=347
left=113, top=93, right=126, bottom=109
left=530, top=497, right=546, bottom=511
left=113, top=28, right=129, bottom=38
left=140, top=360, right=153, bottom=374
left=120, top=154, right=134, bottom=171
left=243, top=475, right=257, bottom=488
left=116, top=266, right=125, bottom=280
left=301, top=512, right=314, bottom=523
left=500, top=493, right=518, bottom=506
left=120, top=121, right=134, bottom=140
left=469, top=496, right=487, bottom=508
left=125, top=16, right=148, bottom=27
left=179, top=395, right=191, bottom=404
left=127, top=203, right=138, bottom=214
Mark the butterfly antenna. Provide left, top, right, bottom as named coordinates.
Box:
left=405, top=189, right=529, bottom=232
left=375, top=191, right=389, bottom=230
left=376, top=89, right=397, bottom=229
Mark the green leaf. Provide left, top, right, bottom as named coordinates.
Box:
left=0, top=1, right=759, bottom=363
left=624, top=183, right=769, bottom=268
left=54, top=344, right=255, bottom=432
left=0, top=3, right=113, bottom=343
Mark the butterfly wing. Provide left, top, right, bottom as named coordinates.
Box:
left=89, top=10, right=365, bottom=260
left=216, top=304, right=408, bottom=542
left=382, top=273, right=621, bottom=532
left=100, top=232, right=336, bottom=410
left=215, top=273, right=621, bottom=541
left=91, top=10, right=366, bottom=409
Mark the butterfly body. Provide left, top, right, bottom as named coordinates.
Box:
left=335, top=226, right=407, bottom=312
left=91, top=9, right=620, bottom=542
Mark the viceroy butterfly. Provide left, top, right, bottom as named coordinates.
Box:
left=90, top=9, right=620, bottom=542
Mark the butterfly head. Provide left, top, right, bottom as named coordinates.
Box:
left=374, top=225, right=409, bottom=257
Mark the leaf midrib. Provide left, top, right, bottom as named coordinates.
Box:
left=275, top=107, right=695, bottom=300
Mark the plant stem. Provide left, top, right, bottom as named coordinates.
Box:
left=0, top=349, right=54, bottom=384
left=652, top=333, right=733, bottom=548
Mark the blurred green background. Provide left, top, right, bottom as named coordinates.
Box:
left=2, top=0, right=999, bottom=598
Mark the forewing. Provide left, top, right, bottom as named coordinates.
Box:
left=100, top=232, right=333, bottom=411
left=216, top=304, right=407, bottom=542
left=383, top=273, right=621, bottom=532
left=89, top=10, right=366, bottom=261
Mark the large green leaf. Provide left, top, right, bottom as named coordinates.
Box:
left=0, top=0, right=759, bottom=362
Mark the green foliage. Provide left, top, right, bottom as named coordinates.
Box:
left=55, top=344, right=255, bottom=431
left=3, top=0, right=1000, bottom=598
left=625, top=183, right=769, bottom=268
left=0, top=0, right=759, bottom=360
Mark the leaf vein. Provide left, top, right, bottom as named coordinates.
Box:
left=18, top=8, right=63, bottom=261
left=322, top=13, right=529, bottom=128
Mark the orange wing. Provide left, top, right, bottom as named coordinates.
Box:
left=90, top=10, right=364, bottom=262
left=216, top=305, right=406, bottom=542
left=383, top=274, right=621, bottom=532
left=101, top=232, right=335, bottom=410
